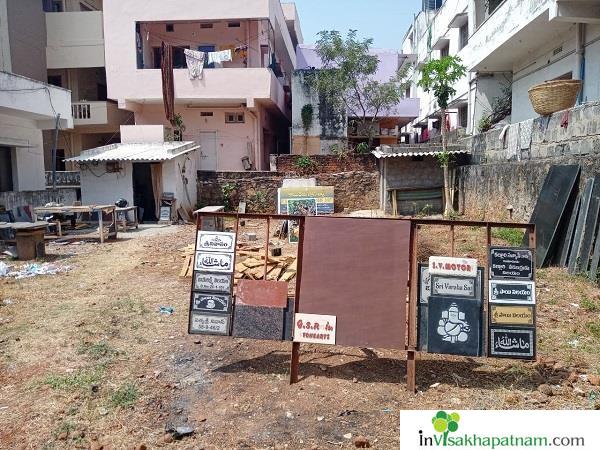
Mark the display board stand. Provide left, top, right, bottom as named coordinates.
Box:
left=406, top=219, right=536, bottom=393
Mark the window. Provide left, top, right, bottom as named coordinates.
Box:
left=198, top=45, right=216, bottom=68
left=488, top=0, right=503, bottom=14
left=459, top=105, right=468, bottom=128
left=228, top=22, right=241, bottom=28
left=200, top=112, right=214, bottom=117
left=200, top=23, right=213, bottom=29
left=55, top=149, right=66, bottom=172
left=0, top=147, right=13, bottom=192
left=47, top=75, right=62, bottom=88
left=52, top=0, right=64, bottom=11
left=440, top=43, right=449, bottom=58
left=405, top=86, right=411, bottom=98
left=166, top=24, right=174, bottom=32
left=225, top=112, right=245, bottom=124
left=459, top=23, right=469, bottom=50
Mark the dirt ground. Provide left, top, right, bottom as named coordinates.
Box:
left=1, top=222, right=599, bottom=449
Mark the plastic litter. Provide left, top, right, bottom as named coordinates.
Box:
left=158, top=306, right=174, bottom=315
left=0, top=262, right=71, bottom=279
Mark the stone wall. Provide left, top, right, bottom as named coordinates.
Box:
left=197, top=169, right=379, bottom=214
left=276, top=154, right=378, bottom=174
left=458, top=101, right=600, bottom=221
left=0, top=188, right=79, bottom=212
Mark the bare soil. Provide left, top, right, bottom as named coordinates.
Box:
left=0, top=223, right=599, bottom=449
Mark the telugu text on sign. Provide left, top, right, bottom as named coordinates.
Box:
left=489, top=280, right=536, bottom=304
left=191, top=292, right=232, bottom=313
left=490, top=304, right=535, bottom=326
left=489, top=247, right=534, bottom=280
left=189, top=312, right=230, bottom=335
left=293, top=313, right=336, bottom=345
left=196, top=231, right=236, bottom=253
left=193, top=272, right=233, bottom=293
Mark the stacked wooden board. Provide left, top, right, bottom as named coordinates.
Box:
left=180, top=243, right=297, bottom=283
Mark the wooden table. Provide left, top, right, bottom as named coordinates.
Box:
left=0, top=221, right=49, bottom=260
left=115, top=206, right=139, bottom=232
left=33, top=205, right=117, bottom=243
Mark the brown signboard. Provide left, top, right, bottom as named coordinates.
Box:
left=298, top=216, right=410, bottom=349
left=490, top=304, right=535, bottom=326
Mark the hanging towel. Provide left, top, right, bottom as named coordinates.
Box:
left=506, top=123, right=520, bottom=160
left=519, top=119, right=534, bottom=150
left=184, top=49, right=206, bottom=80
left=560, top=110, right=570, bottom=128
left=208, top=49, right=232, bottom=65
left=161, top=42, right=175, bottom=126
left=499, top=124, right=510, bottom=144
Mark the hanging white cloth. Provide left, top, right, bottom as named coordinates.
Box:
left=184, top=49, right=206, bottom=80
left=519, top=118, right=534, bottom=150
left=207, top=49, right=232, bottom=65
left=506, top=123, right=520, bottom=160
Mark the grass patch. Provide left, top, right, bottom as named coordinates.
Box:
left=492, top=228, right=524, bottom=247
left=77, top=341, right=116, bottom=359
left=581, top=297, right=599, bottom=312
left=110, top=382, right=139, bottom=408
left=586, top=321, right=600, bottom=339
left=42, top=367, right=104, bottom=391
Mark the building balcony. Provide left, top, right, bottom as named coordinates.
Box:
left=112, top=68, right=289, bottom=118
left=71, top=101, right=132, bottom=131
left=0, top=71, right=73, bottom=130
left=466, top=0, right=561, bottom=72
left=46, top=11, right=105, bottom=69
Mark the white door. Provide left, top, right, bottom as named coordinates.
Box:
left=198, top=131, right=217, bottom=171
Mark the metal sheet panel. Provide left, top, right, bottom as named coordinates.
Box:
left=525, top=165, right=580, bottom=267
left=236, top=280, right=289, bottom=308
left=298, top=216, right=410, bottom=349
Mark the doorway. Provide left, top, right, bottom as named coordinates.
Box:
left=198, top=131, right=217, bottom=171
left=132, top=163, right=157, bottom=222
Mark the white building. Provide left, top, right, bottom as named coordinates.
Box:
left=0, top=0, right=73, bottom=210
left=402, top=0, right=600, bottom=137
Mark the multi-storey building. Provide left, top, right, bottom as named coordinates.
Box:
left=402, top=0, right=600, bottom=138
left=102, top=0, right=302, bottom=172
left=0, top=0, right=73, bottom=209
left=43, top=0, right=133, bottom=171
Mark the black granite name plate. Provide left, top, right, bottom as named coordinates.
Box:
left=196, top=231, right=236, bottom=253
left=191, top=292, right=232, bottom=314
left=489, top=327, right=535, bottom=359
left=189, top=311, right=231, bottom=335
left=489, top=247, right=534, bottom=280
left=427, top=296, right=483, bottom=357
left=489, top=280, right=536, bottom=304
left=193, top=272, right=233, bottom=293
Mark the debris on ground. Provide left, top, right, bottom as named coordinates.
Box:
left=0, top=262, right=71, bottom=279
left=158, top=306, right=175, bottom=315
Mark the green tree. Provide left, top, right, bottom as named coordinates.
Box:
left=418, top=56, right=466, bottom=217
left=310, top=30, right=411, bottom=150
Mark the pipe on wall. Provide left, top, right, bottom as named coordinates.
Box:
left=575, top=23, right=586, bottom=104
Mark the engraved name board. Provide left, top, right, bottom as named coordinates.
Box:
left=191, top=292, right=232, bottom=313
left=293, top=313, right=336, bottom=345
left=193, top=272, right=233, bottom=293
left=419, top=264, right=431, bottom=304
left=489, top=247, right=534, bottom=280
left=431, top=275, right=476, bottom=298
left=196, top=231, right=236, bottom=253
left=489, top=327, right=535, bottom=359
left=189, top=312, right=230, bottom=335
left=490, top=304, right=535, bottom=326
left=429, top=256, right=478, bottom=277
left=489, top=280, right=536, bottom=304
left=194, top=252, right=234, bottom=273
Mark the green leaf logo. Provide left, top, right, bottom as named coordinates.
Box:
left=432, top=411, right=460, bottom=445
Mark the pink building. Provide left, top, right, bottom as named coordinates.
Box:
left=103, top=0, right=303, bottom=172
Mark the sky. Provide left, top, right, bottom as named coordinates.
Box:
left=292, top=0, right=422, bottom=50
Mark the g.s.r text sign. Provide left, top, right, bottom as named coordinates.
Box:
left=293, top=313, right=336, bottom=345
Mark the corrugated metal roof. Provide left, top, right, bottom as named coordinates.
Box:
left=65, top=141, right=200, bottom=163
left=372, top=144, right=470, bottom=159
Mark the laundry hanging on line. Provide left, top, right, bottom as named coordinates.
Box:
left=208, top=49, right=232, bottom=65
left=184, top=49, right=206, bottom=80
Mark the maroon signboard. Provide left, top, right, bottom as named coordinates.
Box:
left=298, top=216, right=410, bottom=349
